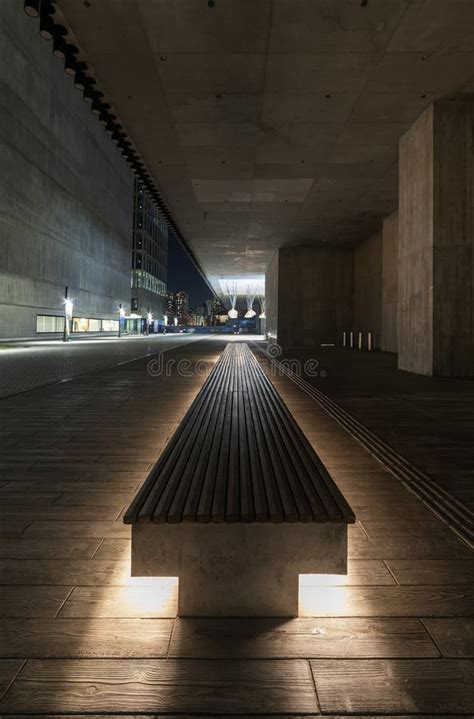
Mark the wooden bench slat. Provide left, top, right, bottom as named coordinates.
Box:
left=124, top=343, right=355, bottom=526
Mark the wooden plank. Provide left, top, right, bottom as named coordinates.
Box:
left=310, top=658, right=474, bottom=713
left=0, top=559, right=140, bottom=586
left=0, top=538, right=101, bottom=560
left=0, top=618, right=173, bottom=658
left=301, top=560, right=396, bottom=586
left=422, top=618, right=474, bottom=657
left=349, top=536, right=472, bottom=560
left=24, top=520, right=131, bottom=538
left=169, top=617, right=438, bottom=658
left=0, top=587, right=72, bottom=619
left=387, top=559, right=474, bottom=585
left=0, top=658, right=318, bottom=714
left=0, top=660, right=24, bottom=699
left=59, top=585, right=177, bottom=618
left=299, top=585, right=474, bottom=618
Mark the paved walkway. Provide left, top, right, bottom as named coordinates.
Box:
left=277, top=346, right=474, bottom=510
left=0, top=334, right=202, bottom=398
left=0, top=339, right=472, bottom=715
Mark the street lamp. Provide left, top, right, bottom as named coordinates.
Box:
left=174, top=317, right=178, bottom=327
left=118, top=303, right=126, bottom=338
left=63, top=286, right=73, bottom=342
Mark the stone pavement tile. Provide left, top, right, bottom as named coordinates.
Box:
left=301, top=559, right=396, bottom=586
left=348, top=535, right=472, bottom=559
left=0, top=658, right=319, bottom=714
left=299, top=584, right=474, bottom=618
left=169, top=617, right=438, bottom=658
left=0, top=559, right=140, bottom=586
left=55, top=491, right=135, bottom=507
left=0, top=660, right=24, bottom=699
left=59, top=584, right=178, bottom=618
left=310, top=658, right=474, bottom=713
left=387, top=559, right=474, bottom=585
left=24, top=520, right=130, bottom=538
left=0, top=537, right=101, bottom=560
left=422, top=618, right=474, bottom=657
left=0, top=506, right=120, bottom=521
left=0, top=618, right=173, bottom=658
left=0, top=587, right=73, bottom=618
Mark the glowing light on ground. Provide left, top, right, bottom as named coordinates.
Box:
left=299, top=575, right=350, bottom=616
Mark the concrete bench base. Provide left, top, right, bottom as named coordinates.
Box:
left=131, top=522, right=347, bottom=616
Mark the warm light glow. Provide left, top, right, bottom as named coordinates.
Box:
left=228, top=308, right=238, bottom=319
left=298, top=575, right=350, bottom=616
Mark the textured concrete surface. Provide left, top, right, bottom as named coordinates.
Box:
left=381, top=211, right=399, bottom=353
left=0, top=1, right=133, bottom=339
left=265, top=246, right=353, bottom=347
left=133, top=523, right=346, bottom=617
left=54, top=0, right=474, bottom=299
left=398, top=99, right=474, bottom=377
left=353, top=231, right=383, bottom=348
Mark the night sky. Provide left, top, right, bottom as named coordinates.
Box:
left=167, top=232, right=213, bottom=309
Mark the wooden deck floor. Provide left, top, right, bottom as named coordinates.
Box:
left=0, top=339, right=473, bottom=715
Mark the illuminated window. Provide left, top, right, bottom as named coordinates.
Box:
left=36, top=315, right=65, bottom=333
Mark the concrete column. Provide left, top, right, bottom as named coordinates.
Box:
left=381, top=211, right=399, bottom=353
left=265, top=246, right=353, bottom=348
left=398, top=99, right=474, bottom=377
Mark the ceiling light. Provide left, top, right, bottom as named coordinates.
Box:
left=39, top=2, right=55, bottom=41
left=91, top=92, right=104, bottom=114
left=64, top=46, right=79, bottom=75
left=23, top=0, right=40, bottom=17
left=83, top=83, right=97, bottom=103
left=52, top=35, right=67, bottom=58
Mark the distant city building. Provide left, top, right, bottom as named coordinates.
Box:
left=175, top=291, right=189, bottom=325
left=166, top=290, right=189, bottom=325
left=131, top=179, right=168, bottom=323
left=208, top=296, right=226, bottom=325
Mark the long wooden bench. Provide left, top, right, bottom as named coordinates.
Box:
left=124, top=342, right=355, bottom=616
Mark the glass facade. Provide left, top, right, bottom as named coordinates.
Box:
left=131, top=180, right=167, bottom=302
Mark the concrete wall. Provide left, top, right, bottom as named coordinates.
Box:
left=398, top=100, right=473, bottom=376
left=353, top=231, right=383, bottom=348
left=265, top=246, right=353, bottom=348
left=265, top=251, right=279, bottom=342
left=381, top=211, right=399, bottom=353
left=0, top=1, right=133, bottom=339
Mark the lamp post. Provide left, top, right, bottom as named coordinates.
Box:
left=63, top=286, right=73, bottom=342
left=118, top=303, right=126, bottom=338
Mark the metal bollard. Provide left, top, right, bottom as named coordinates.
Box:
left=349, top=331, right=353, bottom=348
left=358, top=332, right=362, bottom=349
left=367, top=332, right=372, bottom=351
left=343, top=331, right=347, bottom=348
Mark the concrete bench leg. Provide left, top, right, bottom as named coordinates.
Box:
left=132, top=522, right=347, bottom=617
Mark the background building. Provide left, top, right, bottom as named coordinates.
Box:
left=0, top=4, right=133, bottom=340
left=130, top=180, right=167, bottom=322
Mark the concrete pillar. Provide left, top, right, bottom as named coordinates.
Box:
left=265, top=246, right=353, bottom=348
left=381, top=211, right=399, bottom=353
left=398, top=99, right=474, bottom=377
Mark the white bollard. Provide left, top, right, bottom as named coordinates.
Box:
left=349, top=331, right=353, bottom=348
left=358, top=332, right=362, bottom=349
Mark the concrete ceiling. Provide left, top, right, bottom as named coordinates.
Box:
left=58, top=0, right=474, bottom=300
